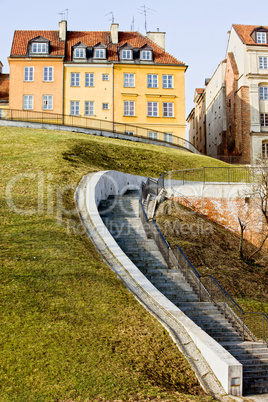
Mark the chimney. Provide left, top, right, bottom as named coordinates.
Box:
left=111, top=23, right=119, bottom=44
left=147, top=30, right=166, bottom=50
left=59, top=20, right=67, bottom=41
left=0, top=62, right=3, bottom=74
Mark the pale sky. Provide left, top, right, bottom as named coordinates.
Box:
left=1, top=0, right=268, bottom=115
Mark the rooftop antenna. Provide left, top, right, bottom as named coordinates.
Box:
left=58, top=8, right=68, bottom=21
left=137, top=5, right=156, bottom=33
left=131, top=16, right=135, bottom=32
left=106, top=11, right=115, bottom=24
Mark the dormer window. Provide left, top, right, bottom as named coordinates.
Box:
left=119, top=44, right=134, bottom=61
left=28, top=36, right=49, bottom=55
left=141, top=50, right=152, bottom=60
left=93, top=43, right=107, bottom=60
left=257, top=32, right=267, bottom=44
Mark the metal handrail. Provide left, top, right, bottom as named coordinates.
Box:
left=0, top=108, right=200, bottom=154
left=139, top=176, right=268, bottom=344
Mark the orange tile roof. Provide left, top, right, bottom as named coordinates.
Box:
left=0, top=74, right=9, bottom=100
left=233, top=24, right=268, bottom=46
left=196, top=88, right=204, bottom=94
left=65, top=30, right=186, bottom=65
left=10, top=30, right=65, bottom=56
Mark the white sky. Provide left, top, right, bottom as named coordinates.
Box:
left=1, top=0, right=268, bottom=116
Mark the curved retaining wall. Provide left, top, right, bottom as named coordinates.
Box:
left=75, top=170, right=243, bottom=398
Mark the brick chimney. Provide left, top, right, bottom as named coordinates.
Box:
left=147, top=30, right=166, bottom=50
left=59, top=20, right=67, bottom=41
left=111, top=23, right=119, bottom=44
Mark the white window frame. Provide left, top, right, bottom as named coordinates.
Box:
left=0, top=109, right=3, bottom=119
left=263, top=141, right=268, bottom=158
left=141, top=50, right=152, bottom=60
left=147, top=74, right=158, bottom=88
left=164, top=132, right=173, bottom=143
left=148, top=131, right=158, bottom=140
left=31, top=42, right=48, bottom=54
left=124, top=73, right=135, bottom=87
left=23, top=95, right=34, bottom=110
left=260, top=87, right=268, bottom=100
left=94, top=49, right=105, bottom=59
left=24, top=67, right=34, bottom=82
left=85, top=73, right=94, bottom=87
left=257, top=32, right=267, bottom=44
left=163, top=102, right=174, bottom=117
left=71, top=73, right=80, bottom=87
left=70, top=101, right=80, bottom=116
left=147, top=102, right=159, bottom=117
left=124, top=100, right=135, bottom=116
left=260, top=113, right=268, bottom=127
left=102, top=74, right=109, bottom=81
left=102, top=103, right=109, bottom=110
left=43, top=67, right=53, bottom=82
left=42, top=95, right=53, bottom=110
left=259, top=57, right=268, bottom=69
left=74, top=48, right=86, bottom=59
left=121, top=50, right=132, bottom=60
left=124, top=131, right=134, bottom=136
left=85, top=101, right=94, bottom=116
left=162, top=75, right=173, bottom=88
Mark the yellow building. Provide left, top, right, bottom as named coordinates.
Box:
left=8, top=22, right=187, bottom=143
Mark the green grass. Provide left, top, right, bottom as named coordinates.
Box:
left=0, top=126, right=227, bottom=401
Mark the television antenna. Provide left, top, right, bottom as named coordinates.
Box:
left=105, top=11, right=115, bottom=23
left=131, top=16, right=135, bottom=32
left=58, top=8, right=68, bottom=21
left=137, top=5, right=156, bottom=33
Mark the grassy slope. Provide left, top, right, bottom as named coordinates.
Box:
left=155, top=201, right=268, bottom=315
left=0, top=126, right=228, bottom=401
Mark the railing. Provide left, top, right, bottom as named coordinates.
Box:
left=0, top=108, right=200, bottom=154
left=139, top=175, right=268, bottom=344
left=162, top=166, right=268, bottom=186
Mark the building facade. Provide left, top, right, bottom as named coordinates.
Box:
left=8, top=21, right=187, bottom=142
left=0, top=61, right=9, bottom=118
left=187, top=88, right=206, bottom=153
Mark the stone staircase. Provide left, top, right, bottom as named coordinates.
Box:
left=98, top=190, right=268, bottom=396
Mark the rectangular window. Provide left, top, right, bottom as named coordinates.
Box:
left=43, top=67, right=53, bottom=82
left=0, top=109, right=3, bottom=119
left=260, top=87, right=268, bottom=100
left=124, top=73, right=135, bottom=87
left=124, top=131, right=134, bottom=136
left=263, top=142, right=268, bottom=158
left=74, top=48, right=86, bottom=58
left=43, top=95, right=53, bottom=110
left=124, top=101, right=135, bottom=116
left=162, top=75, right=173, bottom=88
left=102, top=74, right=109, bottom=81
left=31, top=42, right=47, bottom=53
left=24, top=67, right=34, bottom=81
left=85, top=73, right=94, bottom=87
left=259, top=57, right=268, bottom=69
left=164, top=132, right=173, bottom=143
left=141, top=50, right=152, bottom=60
left=163, top=102, right=174, bottom=117
left=260, top=113, right=268, bottom=127
left=70, top=101, right=80, bottom=115
left=95, top=49, right=105, bottom=58
left=121, top=50, right=132, bottom=59
left=147, top=74, right=158, bottom=88
left=257, top=32, right=267, bottom=44
left=85, top=101, right=94, bottom=116
left=71, top=73, right=80, bottom=87
left=102, top=103, right=109, bottom=110
left=23, top=95, right=33, bottom=110
left=147, top=101, right=159, bottom=117
left=148, top=131, right=158, bottom=140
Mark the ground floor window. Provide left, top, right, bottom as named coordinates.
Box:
left=148, top=131, right=158, bottom=140
left=70, top=101, right=80, bottom=116
left=262, top=141, right=268, bottom=158
left=124, top=131, right=134, bottom=136
left=85, top=101, right=94, bottom=116
left=164, top=132, right=173, bottom=143
left=0, top=109, right=2, bottom=119
left=42, top=95, right=53, bottom=110
left=124, top=101, right=135, bottom=116
left=23, top=95, right=34, bottom=110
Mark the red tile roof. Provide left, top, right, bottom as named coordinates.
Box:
left=65, top=30, right=185, bottom=65
left=10, top=30, right=65, bottom=56
left=196, top=88, right=204, bottom=94
left=0, top=74, right=9, bottom=100
left=233, top=24, right=268, bottom=46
